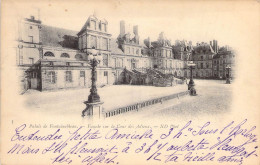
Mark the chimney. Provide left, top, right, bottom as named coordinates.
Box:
left=213, top=40, right=218, bottom=53
left=133, top=25, right=138, bottom=36
left=30, top=16, right=35, bottom=20
left=225, top=45, right=229, bottom=51
left=215, top=40, right=218, bottom=53
left=120, top=20, right=125, bottom=37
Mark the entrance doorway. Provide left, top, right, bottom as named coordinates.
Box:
left=30, top=72, right=38, bottom=89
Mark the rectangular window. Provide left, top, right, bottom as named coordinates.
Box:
left=201, top=63, right=203, bottom=69
left=103, top=54, right=108, bottom=66
left=66, top=62, right=70, bottom=66
left=132, top=48, right=135, bottom=54
left=113, top=58, right=116, bottom=67
left=80, top=71, right=85, bottom=77
left=82, top=35, right=86, bottom=48
left=104, top=71, right=108, bottom=76
left=90, top=35, right=97, bottom=48
left=29, top=58, right=34, bottom=64
left=48, top=71, right=56, bottom=83
left=28, top=36, right=33, bottom=43
left=127, top=47, right=130, bottom=54
left=118, top=58, right=123, bottom=67
left=101, top=38, right=108, bottom=50
left=65, top=71, right=72, bottom=82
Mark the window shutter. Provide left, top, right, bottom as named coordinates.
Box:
left=54, top=71, right=57, bottom=83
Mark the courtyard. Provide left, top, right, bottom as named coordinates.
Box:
left=22, top=79, right=232, bottom=119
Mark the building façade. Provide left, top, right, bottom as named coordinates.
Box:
left=16, top=14, right=188, bottom=92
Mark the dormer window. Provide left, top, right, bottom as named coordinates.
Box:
left=104, top=24, right=107, bottom=32
left=101, top=23, right=107, bottom=32
left=90, top=20, right=96, bottom=30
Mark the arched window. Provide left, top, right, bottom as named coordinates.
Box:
left=44, top=51, right=55, bottom=57
left=75, top=54, right=83, bottom=60
left=61, top=53, right=70, bottom=58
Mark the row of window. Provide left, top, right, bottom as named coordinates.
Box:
left=154, top=49, right=172, bottom=58
left=112, top=58, right=124, bottom=68
left=213, top=59, right=232, bottom=65
left=47, top=71, right=108, bottom=83
left=90, top=20, right=107, bottom=32
left=126, top=47, right=140, bottom=55
left=47, top=71, right=72, bottom=83
left=194, top=71, right=212, bottom=77
left=79, top=35, right=109, bottom=51
left=44, top=52, right=83, bottom=59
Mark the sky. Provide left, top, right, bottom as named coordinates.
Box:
left=13, top=0, right=255, bottom=49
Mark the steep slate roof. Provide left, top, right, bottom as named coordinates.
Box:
left=193, top=44, right=215, bottom=54
left=110, top=38, right=124, bottom=54
left=213, top=50, right=234, bottom=59
left=40, top=25, right=78, bottom=49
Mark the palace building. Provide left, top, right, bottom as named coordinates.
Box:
left=191, top=41, right=217, bottom=78
left=15, top=14, right=233, bottom=92
left=212, top=46, right=235, bottom=79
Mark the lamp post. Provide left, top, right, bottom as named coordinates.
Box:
left=82, top=46, right=103, bottom=118
left=225, top=65, right=231, bottom=84
left=187, top=61, right=197, bottom=96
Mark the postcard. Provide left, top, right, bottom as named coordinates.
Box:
left=1, top=0, right=260, bottom=164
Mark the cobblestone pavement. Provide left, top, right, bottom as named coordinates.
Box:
left=114, top=79, right=233, bottom=120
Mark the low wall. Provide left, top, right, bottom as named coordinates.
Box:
left=104, top=90, right=190, bottom=118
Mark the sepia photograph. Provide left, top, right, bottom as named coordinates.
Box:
left=1, top=0, right=260, bottom=165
